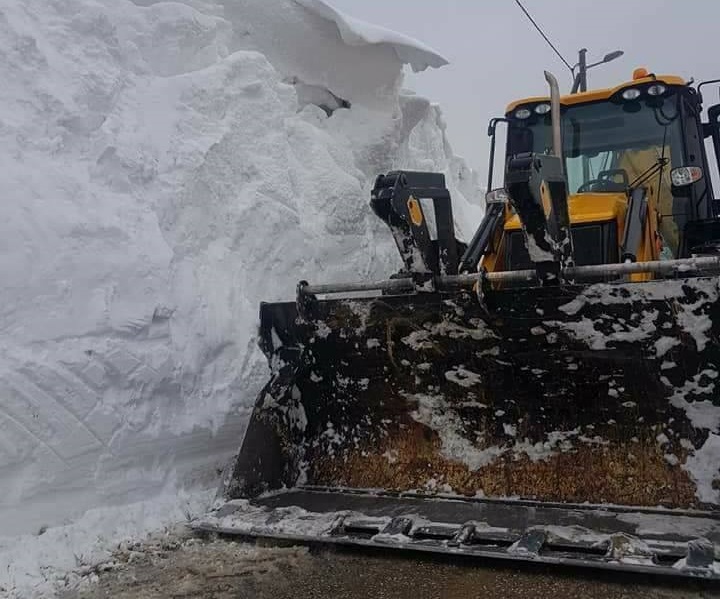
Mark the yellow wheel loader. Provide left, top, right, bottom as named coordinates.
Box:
left=198, top=70, right=720, bottom=579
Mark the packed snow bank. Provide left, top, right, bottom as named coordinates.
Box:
left=0, top=490, right=216, bottom=598
left=161, top=0, right=448, bottom=112
left=0, top=0, right=480, bottom=564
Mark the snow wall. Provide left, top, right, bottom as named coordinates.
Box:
left=0, top=0, right=483, bottom=537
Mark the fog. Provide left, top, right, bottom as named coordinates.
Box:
left=330, top=0, right=720, bottom=183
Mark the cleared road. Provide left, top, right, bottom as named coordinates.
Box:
left=68, top=533, right=718, bottom=599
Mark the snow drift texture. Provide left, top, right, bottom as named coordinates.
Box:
left=0, top=0, right=482, bottom=537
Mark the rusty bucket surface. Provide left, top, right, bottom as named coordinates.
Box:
left=204, top=276, right=720, bottom=579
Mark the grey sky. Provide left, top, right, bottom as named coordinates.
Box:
left=329, top=0, right=720, bottom=182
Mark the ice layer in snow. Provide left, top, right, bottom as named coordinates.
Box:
left=0, top=0, right=481, bottom=569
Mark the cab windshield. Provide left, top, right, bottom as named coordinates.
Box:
left=507, top=91, right=683, bottom=252
left=508, top=93, right=682, bottom=192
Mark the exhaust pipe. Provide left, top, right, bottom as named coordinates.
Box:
left=544, top=70, right=563, bottom=174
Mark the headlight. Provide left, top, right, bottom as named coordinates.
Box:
left=671, top=166, right=703, bottom=187
left=647, top=84, right=667, bottom=96
left=622, top=88, right=641, bottom=100
left=534, top=103, right=551, bottom=115
left=485, top=188, right=510, bottom=204
left=514, top=108, right=532, bottom=120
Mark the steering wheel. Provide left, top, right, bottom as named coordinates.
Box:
left=576, top=169, right=629, bottom=193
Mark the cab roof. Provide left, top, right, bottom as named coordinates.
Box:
left=505, top=73, right=687, bottom=114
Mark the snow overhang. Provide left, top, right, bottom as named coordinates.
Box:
left=294, top=0, right=449, bottom=72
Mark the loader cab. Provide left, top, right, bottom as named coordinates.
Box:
left=483, top=72, right=720, bottom=274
